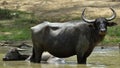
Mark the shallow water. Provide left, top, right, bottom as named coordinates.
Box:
left=0, top=46, right=119, bottom=68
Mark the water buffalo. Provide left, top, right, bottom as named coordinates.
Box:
left=3, top=48, right=65, bottom=63
left=30, top=8, right=117, bottom=64
left=3, top=48, right=29, bottom=61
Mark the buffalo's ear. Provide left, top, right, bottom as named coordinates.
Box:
left=107, top=22, right=117, bottom=27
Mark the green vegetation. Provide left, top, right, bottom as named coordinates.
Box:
left=0, top=9, right=119, bottom=45
left=0, top=9, right=13, bottom=19
left=102, top=25, right=120, bottom=44
left=0, top=26, right=31, bottom=41
left=0, top=9, right=38, bottom=41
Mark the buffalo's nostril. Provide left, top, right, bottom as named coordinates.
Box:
left=3, top=57, right=8, bottom=61
left=3, top=56, right=10, bottom=61
left=99, top=29, right=107, bottom=35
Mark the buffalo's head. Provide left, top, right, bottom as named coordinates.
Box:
left=3, top=48, right=21, bottom=61
left=81, top=8, right=117, bottom=35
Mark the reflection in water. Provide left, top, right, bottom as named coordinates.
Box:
left=2, top=61, right=87, bottom=68
left=0, top=46, right=119, bottom=68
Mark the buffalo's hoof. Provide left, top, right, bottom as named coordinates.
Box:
left=29, top=57, right=40, bottom=63
left=30, top=59, right=40, bottom=63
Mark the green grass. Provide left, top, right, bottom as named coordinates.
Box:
left=102, top=25, right=120, bottom=44
left=0, top=22, right=31, bottom=41
left=0, top=9, right=38, bottom=41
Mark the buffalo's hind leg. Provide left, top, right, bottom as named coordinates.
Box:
left=30, top=47, right=43, bottom=63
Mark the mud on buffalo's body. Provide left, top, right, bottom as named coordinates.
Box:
left=30, top=8, right=117, bottom=64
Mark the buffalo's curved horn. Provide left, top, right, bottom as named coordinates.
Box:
left=16, top=48, right=27, bottom=51
left=106, top=7, right=116, bottom=21
left=81, top=8, right=95, bottom=23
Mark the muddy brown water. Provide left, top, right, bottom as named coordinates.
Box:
left=0, top=46, right=119, bottom=68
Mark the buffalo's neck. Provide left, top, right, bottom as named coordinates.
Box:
left=90, top=28, right=106, bottom=46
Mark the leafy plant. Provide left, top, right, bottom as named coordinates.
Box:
left=0, top=9, right=13, bottom=19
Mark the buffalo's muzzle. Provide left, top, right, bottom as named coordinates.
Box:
left=99, top=30, right=107, bottom=35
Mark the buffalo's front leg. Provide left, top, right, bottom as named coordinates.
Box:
left=80, top=47, right=94, bottom=64
left=80, top=57, right=87, bottom=64
left=76, top=52, right=85, bottom=64
left=76, top=46, right=88, bottom=64
left=30, top=47, right=43, bottom=63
